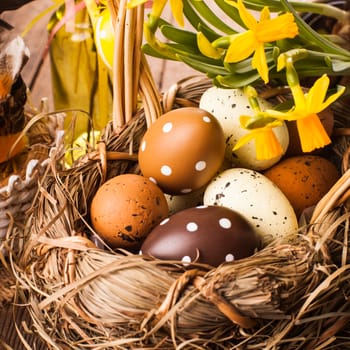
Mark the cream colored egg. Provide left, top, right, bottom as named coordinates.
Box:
left=203, top=168, right=298, bottom=245
left=199, top=87, right=289, bottom=171
left=165, top=159, right=232, bottom=215
left=165, top=188, right=205, bottom=215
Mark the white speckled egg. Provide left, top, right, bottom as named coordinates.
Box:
left=203, top=168, right=298, bottom=245
left=165, top=188, right=205, bottom=215
left=165, top=159, right=232, bottom=214
left=199, top=87, right=289, bottom=171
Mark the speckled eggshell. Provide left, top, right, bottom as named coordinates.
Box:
left=90, top=174, right=169, bottom=250
left=165, top=159, right=232, bottom=215
left=138, top=107, right=225, bottom=195
left=140, top=205, right=261, bottom=267
left=264, top=155, right=340, bottom=218
left=165, top=188, right=205, bottom=215
left=203, top=168, right=298, bottom=245
left=199, top=87, right=289, bottom=171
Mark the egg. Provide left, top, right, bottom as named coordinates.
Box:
left=164, top=159, right=232, bottom=214
left=138, top=107, right=225, bottom=194
left=203, top=168, right=298, bottom=245
left=141, top=205, right=261, bottom=267
left=199, top=87, right=289, bottom=171
left=263, top=155, right=340, bottom=218
left=165, top=188, right=205, bottom=215
left=95, top=9, right=114, bottom=70
left=90, top=174, right=169, bottom=250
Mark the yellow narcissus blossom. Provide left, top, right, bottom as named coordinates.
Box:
left=197, top=31, right=223, bottom=59
left=232, top=86, right=285, bottom=161
left=266, top=61, right=345, bottom=153
left=233, top=118, right=284, bottom=161
left=223, top=0, right=299, bottom=83
left=127, top=0, right=184, bottom=27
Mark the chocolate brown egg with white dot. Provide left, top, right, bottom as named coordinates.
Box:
left=138, top=107, right=225, bottom=195
left=140, top=205, right=261, bottom=267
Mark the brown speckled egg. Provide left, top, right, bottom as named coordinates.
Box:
left=138, top=107, right=225, bottom=195
left=90, top=174, right=169, bottom=250
left=140, top=205, right=261, bottom=267
left=264, top=155, right=340, bottom=218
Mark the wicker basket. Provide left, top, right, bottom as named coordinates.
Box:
left=0, top=83, right=63, bottom=349
left=8, top=2, right=350, bottom=349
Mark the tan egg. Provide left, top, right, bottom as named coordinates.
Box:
left=138, top=107, right=225, bottom=195
left=90, top=174, right=169, bottom=250
left=264, top=155, right=340, bottom=218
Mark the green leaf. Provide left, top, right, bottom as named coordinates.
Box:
left=280, top=0, right=350, bottom=59
left=225, top=49, right=276, bottom=74
left=160, top=25, right=197, bottom=46
left=214, top=0, right=245, bottom=28
left=182, top=0, right=219, bottom=38
left=188, top=0, right=237, bottom=34
left=177, top=54, right=229, bottom=76
left=215, top=71, right=262, bottom=88
left=242, top=0, right=347, bottom=22
left=142, top=43, right=176, bottom=60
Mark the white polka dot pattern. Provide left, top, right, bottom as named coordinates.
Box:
left=186, top=222, right=198, bottom=232
left=203, top=116, right=211, bottom=123
left=160, top=218, right=170, bottom=225
left=182, top=256, right=191, bottom=265
left=162, top=122, right=173, bottom=133
left=149, top=177, right=157, bottom=184
left=195, top=161, right=206, bottom=171
left=141, top=205, right=260, bottom=267
left=161, top=165, right=172, bottom=176
left=138, top=107, right=225, bottom=195
left=219, top=218, right=232, bottom=229
left=225, top=254, right=235, bottom=262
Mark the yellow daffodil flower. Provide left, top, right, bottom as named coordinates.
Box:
left=127, top=0, right=184, bottom=27
left=197, top=31, right=223, bottom=59
left=265, top=61, right=345, bottom=153
left=223, top=0, right=299, bottom=83
left=232, top=86, right=285, bottom=160
left=233, top=119, right=284, bottom=160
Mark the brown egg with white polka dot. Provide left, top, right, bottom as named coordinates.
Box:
left=140, top=205, right=262, bottom=267
left=138, top=107, right=226, bottom=195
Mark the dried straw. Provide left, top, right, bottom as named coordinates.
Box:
left=6, top=74, right=349, bottom=349
left=6, top=1, right=350, bottom=349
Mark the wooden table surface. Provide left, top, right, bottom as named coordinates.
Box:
left=0, top=1, right=200, bottom=349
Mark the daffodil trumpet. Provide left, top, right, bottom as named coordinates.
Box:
left=233, top=118, right=285, bottom=161
left=266, top=59, right=345, bottom=153
left=231, top=86, right=286, bottom=161
left=221, top=0, right=299, bottom=84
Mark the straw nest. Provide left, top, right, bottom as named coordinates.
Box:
left=0, top=96, right=61, bottom=257
left=5, top=74, right=349, bottom=350
left=8, top=2, right=350, bottom=349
